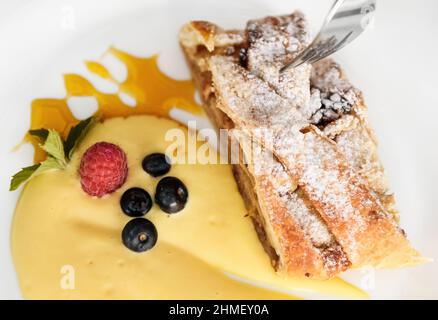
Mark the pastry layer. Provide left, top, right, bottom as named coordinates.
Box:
left=179, top=12, right=423, bottom=278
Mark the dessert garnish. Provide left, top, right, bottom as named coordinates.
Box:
left=10, top=116, right=96, bottom=191
left=120, top=187, right=153, bottom=217
left=79, top=141, right=128, bottom=197
left=155, top=177, right=188, bottom=213
left=122, top=218, right=158, bottom=252
left=142, top=153, right=171, bottom=177
left=119, top=158, right=188, bottom=252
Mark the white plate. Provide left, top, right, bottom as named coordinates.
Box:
left=0, top=0, right=437, bottom=300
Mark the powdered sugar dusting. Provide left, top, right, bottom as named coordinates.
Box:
left=285, top=191, right=333, bottom=246
left=246, top=13, right=312, bottom=108
left=246, top=13, right=310, bottom=70
left=209, top=55, right=306, bottom=130
left=261, top=154, right=334, bottom=247
left=238, top=132, right=349, bottom=271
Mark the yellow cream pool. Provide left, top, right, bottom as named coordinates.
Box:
left=12, top=115, right=366, bottom=299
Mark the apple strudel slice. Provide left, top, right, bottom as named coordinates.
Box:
left=179, top=12, right=424, bottom=279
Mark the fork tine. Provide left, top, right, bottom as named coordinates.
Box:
left=281, top=0, right=376, bottom=72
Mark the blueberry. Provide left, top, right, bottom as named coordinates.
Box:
left=142, top=153, right=171, bottom=177
left=155, top=177, right=188, bottom=214
left=122, top=218, right=157, bottom=252
left=120, top=188, right=152, bottom=217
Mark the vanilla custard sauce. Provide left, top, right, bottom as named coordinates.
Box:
left=12, top=116, right=365, bottom=299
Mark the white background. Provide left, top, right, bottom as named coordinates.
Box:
left=0, top=0, right=437, bottom=299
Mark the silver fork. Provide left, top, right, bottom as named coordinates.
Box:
left=281, top=0, right=376, bottom=72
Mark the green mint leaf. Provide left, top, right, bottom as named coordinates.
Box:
left=64, top=116, right=97, bottom=159
left=9, top=157, right=64, bottom=191
left=40, top=129, right=67, bottom=167
left=9, top=164, right=41, bottom=191
left=33, top=156, right=64, bottom=176
left=28, top=129, right=49, bottom=142
left=10, top=117, right=96, bottom=192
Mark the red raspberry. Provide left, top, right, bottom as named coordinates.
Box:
left=79, top=142, right=128, bottom=197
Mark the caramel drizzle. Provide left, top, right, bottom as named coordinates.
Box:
left=28, top=47, right=202, bottom=162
